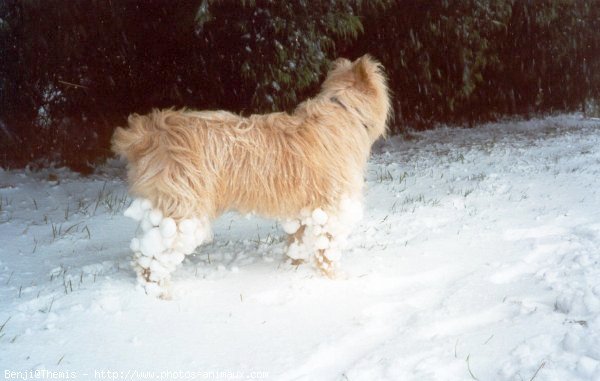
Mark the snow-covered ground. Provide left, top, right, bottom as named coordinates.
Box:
left=1, top=115, right=600, bottom=380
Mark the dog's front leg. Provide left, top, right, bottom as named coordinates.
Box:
left=308, top=208, right=341, bottom=277
left=281, top=205, right=353, bottom=276
left=298, top=197, right=364, bottom=276
left=282, top=218, right=310, bottom=266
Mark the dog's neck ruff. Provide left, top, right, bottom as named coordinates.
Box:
left=330, top=96, right=370, bottom=132
left=330, top=96, right=348, bottom=112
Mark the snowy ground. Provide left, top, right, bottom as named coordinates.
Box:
left=1, top=115, right=600, bottom=380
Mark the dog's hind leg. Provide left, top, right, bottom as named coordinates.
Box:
left=126, top=198, right=212, bottom=298
left=307, top=208, right=341, bottom=277
left=282, top=207, right=325, bottom=266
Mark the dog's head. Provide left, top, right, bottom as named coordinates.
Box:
left=321, top=54, right=391, bottom=142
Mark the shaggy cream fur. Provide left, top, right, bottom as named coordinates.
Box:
left=113, top=55, right=391, bottom=295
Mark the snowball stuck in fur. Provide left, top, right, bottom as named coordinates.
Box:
left=175, top=233, right=197, bottom=255
left=315, top=235, right=330, bottom=250
left=194, top=224, right=210, bottom=246
left=130, top=237, right=140, bottom=252
left=282, top=219, right=301, bottom=235
left=159, top=217, right=177, bottom=238
left=149, top=260, right=168, bottom=280
left=149, top=209, right=163, bottom=226
left=124, top=199, right=145, bottom=221
left=162, top=236, right=175, bottom=249
left=137, top=255, right=152, bottom=269
left=140, top=215, right=153, bottom=233
left=312, top=208, right=328, bottom=225
left=288, top=239, right=315, bottom=260
left=140, top=199, right=152, bottom=211
left=165, top=251, right=185, bottom=265
left=139, top=228, right=165, bottom=257
left=286, top=242, right=302, bottom=260
left=179, top=218, right=198, bottom=235
left=312, top=225, right=323, bottom=236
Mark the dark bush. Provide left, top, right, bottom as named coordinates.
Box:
left=350, top=0, right=600, bottom=129
left=0, top=0, right=598, bottom=171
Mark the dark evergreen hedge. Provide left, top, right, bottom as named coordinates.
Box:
left=1, top=0, right=598, bottom=171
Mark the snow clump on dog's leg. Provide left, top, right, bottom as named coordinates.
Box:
left=282, top=217, right=309, bottom=265
left=305, top=208, right=337, bottom=276
left=125, top=198, right=212, bottom=298
left=310, top=198, right=363, bottom=276
left=282, top=203, right=358, bottom=276
left=282, top=206, right=326, bottom=266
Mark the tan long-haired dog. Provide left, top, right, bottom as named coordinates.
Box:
left=112, top=55, right=391, bottom=297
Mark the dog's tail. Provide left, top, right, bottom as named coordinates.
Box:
left=112, top=114, right=147, bottom=163
left=112, top=111, right=170, bottom=165
left=112, top=109, right=207, bottom=219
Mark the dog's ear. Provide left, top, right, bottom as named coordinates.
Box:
left=331, top=58, right=351, bottom=70
left=352, top=55, right=376, bottom=94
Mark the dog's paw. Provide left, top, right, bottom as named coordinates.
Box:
left=138, top=280, right=171, bottom=299
left=315, top=250, right=337, bottom=278
left=290, top=258, right=306, bottom=267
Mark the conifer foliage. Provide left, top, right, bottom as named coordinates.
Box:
left=0, top=0, right=598, bottom=170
